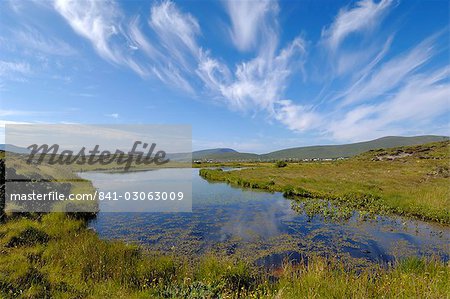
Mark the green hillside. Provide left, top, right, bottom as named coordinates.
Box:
left=193, top=148, right=258, bottom=160
left=192, top=148, right=237, bottom=158
left=194, top=135, right=449, bottom=161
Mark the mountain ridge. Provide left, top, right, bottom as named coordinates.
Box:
left=2, top=135, right=448, bottom=161
left=193, top=135, right=449, bottom=161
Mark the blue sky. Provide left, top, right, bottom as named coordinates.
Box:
left=0, top=0, right=449, bottom=153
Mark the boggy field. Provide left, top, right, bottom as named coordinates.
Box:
left=200, top=141, right=450, bottom=224
left=0, top=142, right=449, bottom=298
left=0, top=213, right=449, bottom=298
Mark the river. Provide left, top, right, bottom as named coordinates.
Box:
left=80, top=168, right=449, bottom=268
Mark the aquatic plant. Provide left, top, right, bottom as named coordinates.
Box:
left=199, top=141, right=450, bottom=224
left=0, top=213, right=448, bottom=298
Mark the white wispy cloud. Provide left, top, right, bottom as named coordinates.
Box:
left=274, top=100, right=322, bottom=132
left=150, top=1, right=200, bottom=58
left=52, top=0, right=201, bottom=91
left=145, top=0, right=310, bottom=129
left=54, top=0, right=122, bottom=63
left=0, top=60, right=31, bottom=83
left=224, top=0, right=278, bottom=52
left=335, top=35, right=393, bottom=77
left=339, top=33, right=438, bottom=106
left=328, top=66, right=450, bottom=141
left=0, top=60, right=31, bottom=76
left=198, top=35, right=306, bottom=115
left=45, top=0, right=448, bottom=143
left=147, top=1, right=203, bottom=92
left=127, top=16, right=160, bottom=60
left=53, top=0, right=148, bottom=77
left=14, top=27, right=77, bottom=56
left=51, top=0, right=299, bottom=105
left=322, top=0, right=393, bottom=51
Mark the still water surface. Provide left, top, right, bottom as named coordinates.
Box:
left=81, top=169, right=449, bottom=268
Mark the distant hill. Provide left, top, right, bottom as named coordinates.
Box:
left=3, top=135, right=448, bottom=161
left=0, top=144, right=30, bottom=154
left=260, top=135, right=449, bottom=160
left=193, top=135, right=449, bottom=161
left=193, top=148, right=242, bottom=160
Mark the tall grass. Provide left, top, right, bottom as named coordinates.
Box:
left=1, top=142, right=449, bottom=297
left=200, top=141, right=450, bottom=223
left=0, top=214, right=448, bottom=298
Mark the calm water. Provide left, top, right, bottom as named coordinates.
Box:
left=81, top=169, right=449, bottom=268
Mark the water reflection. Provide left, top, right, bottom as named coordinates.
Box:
left=83, top=169, right=449, bottom=267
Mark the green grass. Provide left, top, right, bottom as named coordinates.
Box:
left=0, top=214, right=448, bottom=298
left=1, top=142, right=449, bottom=297
left=2, top=152, right=98, bottom=216
left=200, top=141, right=450, bottom=223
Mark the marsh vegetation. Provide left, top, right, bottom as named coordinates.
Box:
left=0, top=213, right=449, bottom=298
left=0, top=141, right=449, bottom=298
left=199, top=141, right=450, bottom=224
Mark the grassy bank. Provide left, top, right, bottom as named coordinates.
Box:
left=0, top=214, right=448, bottom=298
left=1, top=142, right=449, bottom=298
left=200, top=141, right=450, bottom=224
left=2, top=152, right=98, bottom=216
